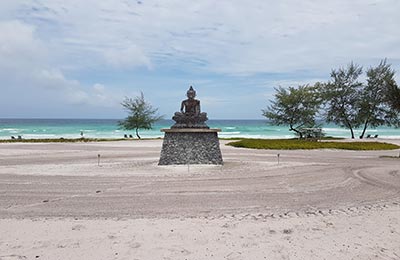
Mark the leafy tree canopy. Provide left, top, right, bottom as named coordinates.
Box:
left=119, top=92, right=163, bottom=139
left=358, top=59, right=400, bottom=138
left=262, top=85, right=321, bottom=139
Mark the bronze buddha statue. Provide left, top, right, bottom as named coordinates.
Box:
left=172, top=86, right=208, bottom=128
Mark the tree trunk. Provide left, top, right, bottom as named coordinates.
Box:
left=349, top=126, right=355, bottom=139
left=343, top=116, right=355, bottom=139
left=359, top=119, right=369, bottom=139
left=135, top=128, right=141, bottom=139
left=289, top=126, right=303, bottom=139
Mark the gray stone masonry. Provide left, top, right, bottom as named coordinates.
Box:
left=158, top=128, right=223, bottom=165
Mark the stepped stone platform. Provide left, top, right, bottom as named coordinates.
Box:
left=158, top=128, right=223, bottom=165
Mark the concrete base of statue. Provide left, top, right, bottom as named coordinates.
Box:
left=158, top=128, right=223, bottom=165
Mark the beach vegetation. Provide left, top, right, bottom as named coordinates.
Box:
left=379, top=155, right=400, bottom=159
left=227, top=138, right=399, bottom=150
left=262, top=85, right=322, bottom=139
left=0, top=138, right=126, bottom=143
left=0, top=137, right=163, bottom=143
left=385, top=79, right=400, bottom=112
left=264, top=59, right=400, bottom=139
left=358, top=59, right=400, bottom=138
left=320, top=62, right=363, bottom=139
left=119, top=92, right=163, bottom=139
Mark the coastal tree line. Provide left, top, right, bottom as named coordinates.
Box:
left=119, top=59, right=400, bottom=139
left=263, top=59, right=400, bottom=139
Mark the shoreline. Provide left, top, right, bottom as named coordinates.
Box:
left=2, top=134, right=400, bottom=141
left=2, top=118, right=400, bottom=140
left=1, top=137, right=400, bottom=151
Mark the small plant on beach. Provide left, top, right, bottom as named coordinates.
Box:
left=119, top=92, right=163, bottom=139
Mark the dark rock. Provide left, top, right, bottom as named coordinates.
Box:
left=159, top=129, right=223, bottom=165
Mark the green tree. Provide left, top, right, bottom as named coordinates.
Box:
left=385, top=77, right=400, bottom=112
left=119, top=92, right=163, bottom=139
left=358, top=59, right=400, bottom=138
left=262, top=85, right=321, bottom=139
left=321, top=62, right=363, bottom=139
left=381, top=63, right=400, bottom=113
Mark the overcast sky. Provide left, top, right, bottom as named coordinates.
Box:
left=1, top=0, right=399, bottom=119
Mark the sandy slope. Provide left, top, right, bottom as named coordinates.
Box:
left=0, top=140, right=399, bottom=259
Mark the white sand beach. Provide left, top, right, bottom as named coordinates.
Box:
left=0, top=139, right=399, bottom=259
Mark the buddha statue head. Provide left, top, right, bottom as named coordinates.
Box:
left=186, top=86, right=196, bottom=99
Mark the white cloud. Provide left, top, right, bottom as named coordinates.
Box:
left=31, top=69, right=124, bottom=108
left=0, top=20, right=123, bottom=110
left=0, top=20, right=46, bottom=72
left=33, top=69, right=79, bottom=90
left=104, top=46, right=152, bottom=69
left=12, top=0, right=399, bottom=75
left=67, top=83, right=125, bottom=108
left=0, top=2, right=25, bottom=19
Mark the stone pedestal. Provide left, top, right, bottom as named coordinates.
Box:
left=158, top=128, right=223, bottom=165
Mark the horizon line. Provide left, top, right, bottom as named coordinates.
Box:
left=0, top=117, right=267, bottom=121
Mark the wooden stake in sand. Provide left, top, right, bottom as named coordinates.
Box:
left=98, top=154, right=101, bottom=166
left=187, top=149, right=190, bottom=174
left=277, top=153, right=280, bottom=165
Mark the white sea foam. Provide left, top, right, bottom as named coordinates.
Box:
left=24, top=134, right=58, bottom=138
left=375, top=135, right=400, bottom=139
left=0, top=128, right=24, bottom=134
left=323, top=128, right=352, bottom=132
left=0, top=128, right=20, bottom=131
left=219, top=131, right=241, bottom=135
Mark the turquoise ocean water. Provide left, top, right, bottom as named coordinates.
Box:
left=0, top=119, right=399, bottom=140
